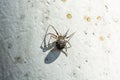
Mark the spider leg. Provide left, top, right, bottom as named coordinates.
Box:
left=43, top=25, right=58, bottom=47
left=46, top=33, right=57, bottom=38
left=45, top=41, right=56, bottom=48
left=66, top=32, right=75, bottom=41
left=44, top=33, right=57, bottom=47
left=64, top=29, right=69, bottom=37
left=61, top=50, right=68, bottom=57
left=66, top=41, right=72, bottom=48
left=64, top=45, right=67, bottom=52
left=48, top=25, right=59, bottom=36
left=64, top=41, right=71, bottom=52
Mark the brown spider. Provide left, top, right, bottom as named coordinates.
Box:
left=45, top=25, right=75, bottom=56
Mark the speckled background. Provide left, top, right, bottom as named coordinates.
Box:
left=0, top=0, right=120, bottom=80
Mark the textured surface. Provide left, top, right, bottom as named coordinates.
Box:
left=0, top=0, right=120, bottom=80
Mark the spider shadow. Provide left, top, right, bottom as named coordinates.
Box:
left=44, top=47, right=60, bottom=64
left=40, top=37, right=60, bottom=64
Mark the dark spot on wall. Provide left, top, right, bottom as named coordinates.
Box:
left=107, top=50, right=110, bottom=53
left=103, top=72, right=108, bottom=76
left=24, top=73, right=29, bottom=77
left=105, top=5, right=108, bottom=12
left=8, top=43, right=12, bottom=49
left=78, top=66, right=81, bottom=69
left=45, top=16, right=49, bottom=20
left=31, top=4, right=33, bottom=7
left=73, top=72, right=76, bottom=76
left=24, top=61, right=27, bottom=64
left=84, top=31, right=87, bottom=35
left=92, top=32, right=95, bottom=35
left=105, top=50, right=111, bottom=54
left=20, top=14, right=25, bottom=20
left=17, top=36, right=20, bottom=39
left=28, top=0, right=30, bottom=2
left=85, top=60, right=88, bottom=63
left=15, top=56, right=23, bottom=64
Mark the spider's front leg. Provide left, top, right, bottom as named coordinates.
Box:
left=48, top=25, right=59, bottom=36
left=66, top=32, right=75, bottom=41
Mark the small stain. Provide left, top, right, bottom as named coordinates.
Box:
left=92, top=32, right=95, bottom=35
left=28, top=0, right=30, bottom=2
left=45, top=16, right=49, bottom=20
left=85, top=60, right=88, bottom=63
left=84, top=16, right=91, bottom=22
left=64, top=63, right=67, bottom=66
left=20, top=14, right=25, bottom=20
left=73, top=72, right=76, bottom=75
left=105, top=50, right=111, bottom=54
left=24, top=73, right=29, bottom=77
left=15, top=56, right=23, bottom=64
left=31, top=4, right=33, bottom=7
left=96, top=16, right=102, bottom=21
left=66, top=13, right=72, bottom=19
left=17, top=36, right=20, bottom=39
left=107, top=33, right=111, bottom=38
left=107, top=50, right=110, bottom=53
left=103, top=72, right=108, bottom=76
left=105, top=5, right=108, bottom=12
left=8, top=43, right=12, bottom=49
left=78, top=66, right=81, bottom=69
left=61, top=0, right=67, bottom=2
left=24, top=61, right=27, bottom=64
left=105, top=5, right=108, bottom=9
left=84, top=31, right=87, bottom=35
left=99, top=36, right=104, bottom=41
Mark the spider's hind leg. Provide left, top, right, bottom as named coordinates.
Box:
left=66, top=41, right=72, bottom=48
left=61, top=50, right=68, bottom=57
left=48, top=35, right=56, bottom=46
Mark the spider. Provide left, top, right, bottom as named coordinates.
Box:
left=45, top=25, right=75, bottom=56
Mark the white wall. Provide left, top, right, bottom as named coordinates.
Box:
left=0, top=0, right=120, bottom=80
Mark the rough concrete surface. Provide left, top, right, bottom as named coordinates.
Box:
left=0, top=0, right=120, bottom=80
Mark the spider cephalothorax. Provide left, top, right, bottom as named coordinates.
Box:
left=45, top=25, right=75, bottom=56
left=55, top=36, right=66, bottom=50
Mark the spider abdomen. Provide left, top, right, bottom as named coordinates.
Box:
left=56, top=41, right=66, bottom=50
